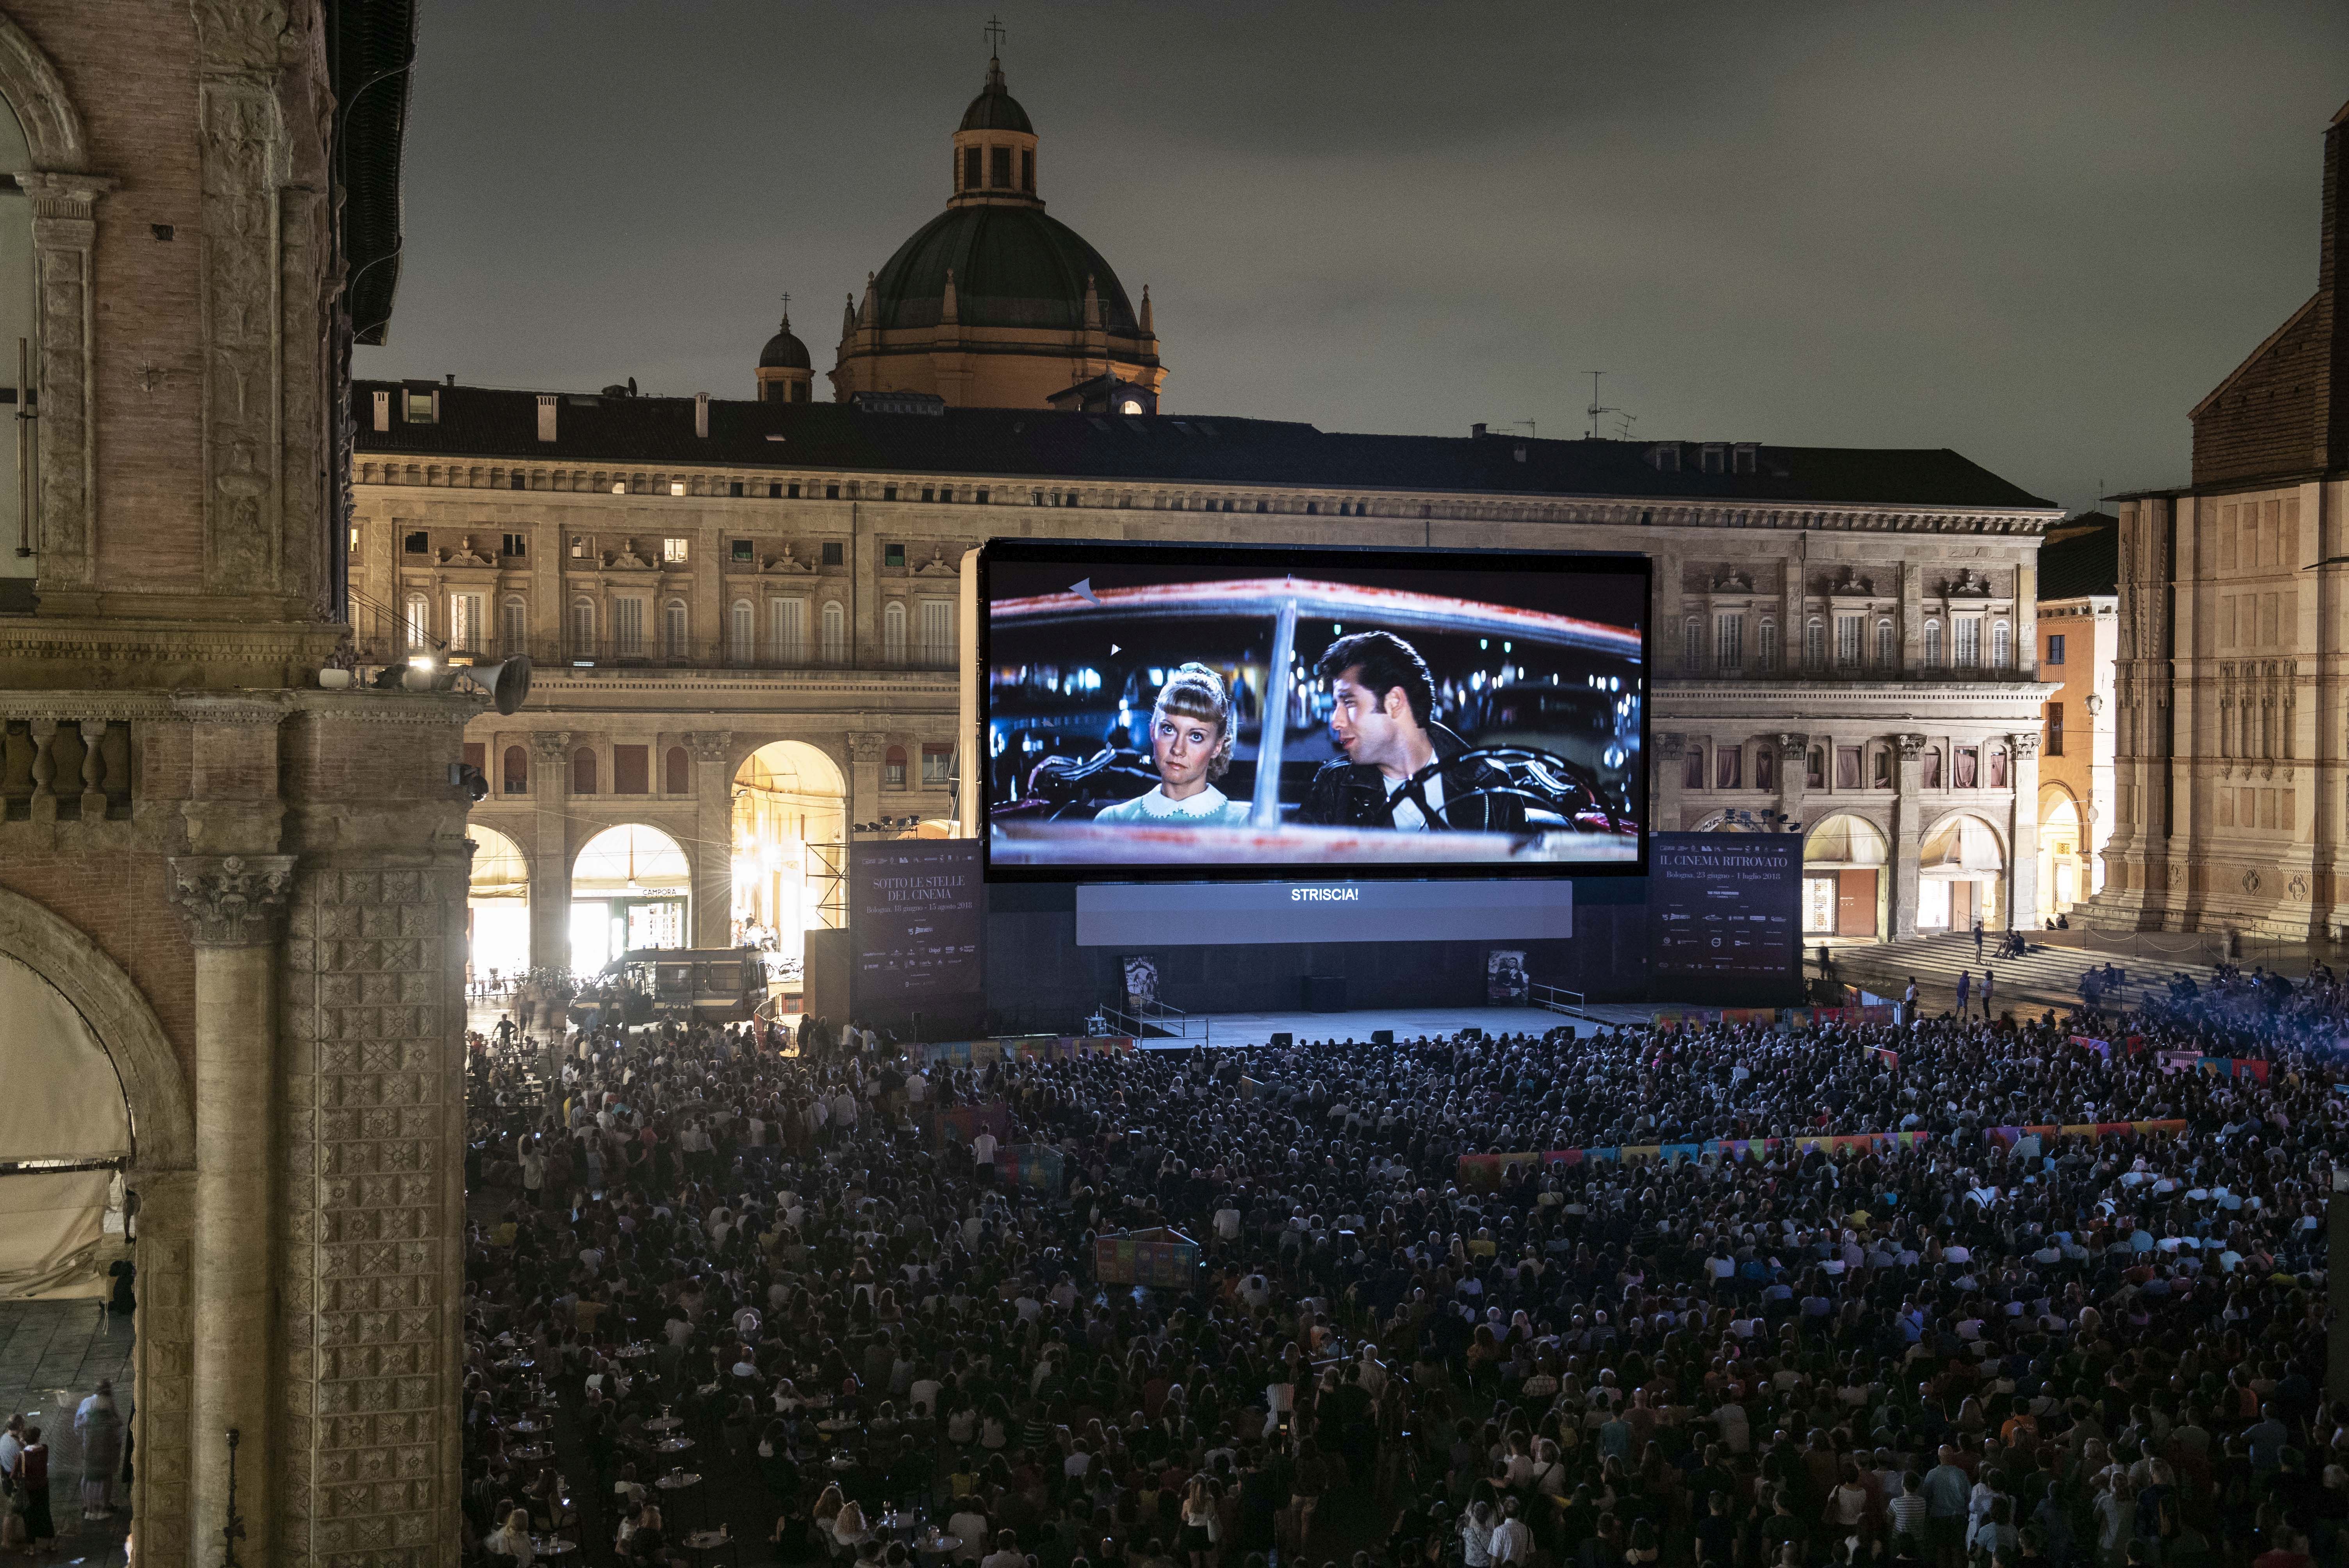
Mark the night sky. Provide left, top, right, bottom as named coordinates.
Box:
left=355, top=1, right=2349, bottom=514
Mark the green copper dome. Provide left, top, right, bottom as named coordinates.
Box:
left=869, top=205, right=1142, bottom=334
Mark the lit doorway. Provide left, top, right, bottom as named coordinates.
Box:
left=570, top=823, right=692, bottom=973
left=731, top=741, right=848, bottom=964
left=466, top=825, right=532, bottom=987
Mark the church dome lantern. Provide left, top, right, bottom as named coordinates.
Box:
left=755, top=302, right=814, bottom=403
left=830, top=36, right=1165, bottom=411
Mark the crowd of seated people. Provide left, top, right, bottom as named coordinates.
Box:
left=458, top=972, right=2348, bottom=1568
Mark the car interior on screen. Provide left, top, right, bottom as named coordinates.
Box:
left=984, top=545, right=1645, bottom=873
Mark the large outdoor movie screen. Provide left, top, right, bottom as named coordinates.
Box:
left=982, top=540, right=1647, bottom=880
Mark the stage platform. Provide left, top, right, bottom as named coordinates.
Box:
left=1135, top=1002, right=1654, bottom=1049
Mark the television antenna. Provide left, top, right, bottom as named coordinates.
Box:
left=1584, top=371, right=1622, bottom=440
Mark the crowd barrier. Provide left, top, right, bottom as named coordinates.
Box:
left=1650, top=1004, right=1898, bottom=1028
left=933, top=1100, right=1011, bottom=1149
left=2154, top=1049, right=2270, bottom=1082
left=1457, top=1116, right=2194, bottom=1189
left=1002, top=1142, right=1065, bottom=1192
left=1094, top=1226, right=1201, bottom=1286
left=900, top=1034, right=1138, bottom=1067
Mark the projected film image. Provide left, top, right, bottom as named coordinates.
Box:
left=983, top=542, right=1646, bottom=878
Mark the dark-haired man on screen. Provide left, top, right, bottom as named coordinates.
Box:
left=1299, top=630, right=1525, bottom=832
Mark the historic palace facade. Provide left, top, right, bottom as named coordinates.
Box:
left=2088, top=100, right=2349, bottom=938
left=353, top=387, right=2062, bottom=965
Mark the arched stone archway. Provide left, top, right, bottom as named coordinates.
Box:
left=0, top=885, right=193, bottom=1566
left=733, top=740, right=850, bottom=959
left=1918, top=811, right=2009, bottom=933
left=467, top=824, right=532, bottom=984
left=1803, top=812, right=1890, bottom=942
left=0, top=12, right=92, bottom=172
left=570, top=822, right=694, bottom=971
left=2036, top=784, right=2085, bottom=917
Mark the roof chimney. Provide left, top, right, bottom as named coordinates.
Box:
left=536, top=394, right=557, bottom=443
left=695, top=391, right=710, bottom=439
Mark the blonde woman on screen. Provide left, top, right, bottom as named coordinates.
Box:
left=1094, top=663, right=1252, bottom=825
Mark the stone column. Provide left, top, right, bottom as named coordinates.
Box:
left=1653, top=732, right=1686, bottom=834
left=687, top=730, right=735, bottom=947
left=848, top=729, right=888, bottom=833
left=2085, top=690, right=2113, bottom=895
left=1773, top=732, right=1811, bottom=835
left=2008, top=732, right=2041, bottom=933
left=529, top=730, right=573, bottom=972
left=167, top=852, right=296, bottom=1568
left=1892, top=734, right=1928, bottom=940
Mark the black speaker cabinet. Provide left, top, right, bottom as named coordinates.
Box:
left=1269, top=1032, right=1293, bottom=1048
left=1371, top=1029, right=1395, bottom=1045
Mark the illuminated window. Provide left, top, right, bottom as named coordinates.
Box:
left=663, top=536, right=689, bottom=563
left=403, top=593, right=430, bottom=649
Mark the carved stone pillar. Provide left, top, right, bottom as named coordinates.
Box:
left=168, top=852, right=296, bottom=1568
left=848, top=729, right=888, bottom=835
left=2008, top=732, right=2041, bottom=931
left=20, top=172, right=114, bottom=607
left=1653, top=732, right=1686, bottom=834
left=1892, top=734, right=1928, bottom=941
left=686, top=730, right=734, bottom=947
left=529, top=730, right=573, bottom=972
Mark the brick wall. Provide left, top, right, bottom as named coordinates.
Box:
left=17, top=0, right=209, bottom=593
left=2191, top=303, right=2323, bottom=486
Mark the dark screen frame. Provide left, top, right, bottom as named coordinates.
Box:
left=977, top=536, right=1651, bottom=884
